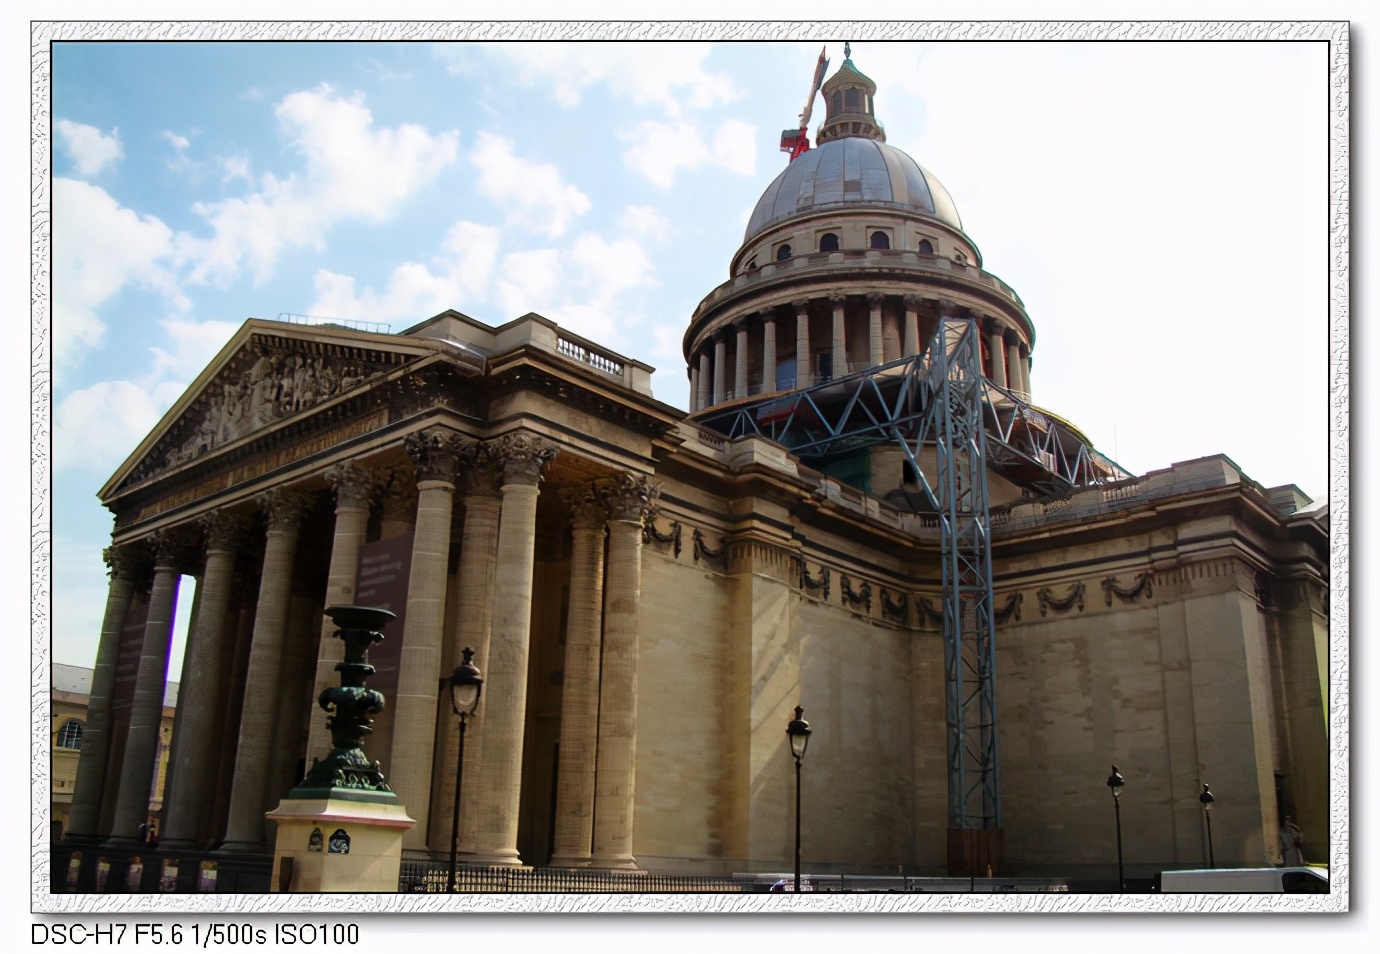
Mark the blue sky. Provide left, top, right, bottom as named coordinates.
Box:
left=47, top=37, right=1334, bottom=673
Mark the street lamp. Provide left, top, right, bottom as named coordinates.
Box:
left=446, top=647, right=483, bottom=894
left=1199, top=783, right=1216, bottom=868
left=1106, top=765, right=1125, bottom=891
left=786, top=705, right=812, bottom=894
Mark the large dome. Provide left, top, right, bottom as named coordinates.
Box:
left=743, top=137, right=963, bottom=243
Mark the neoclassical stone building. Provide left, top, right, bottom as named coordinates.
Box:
left=66, top=53, right=1329, bottom=884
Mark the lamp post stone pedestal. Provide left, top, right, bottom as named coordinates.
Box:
left=266, top=606, right=415, bottom=893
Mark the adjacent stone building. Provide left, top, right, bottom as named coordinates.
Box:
left=64, top=52, right=1329, bottom=884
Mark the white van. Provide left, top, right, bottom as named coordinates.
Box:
left=1159, top=866, right=1328, bottom=893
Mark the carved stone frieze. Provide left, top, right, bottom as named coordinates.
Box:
left=694, top=527, right=726, bottom=566
left=324, top=460, right=388, bottom=511
left=994, top=591, right=1023, bottom=625
left=880, top=586, right=908, bottom=623
left=404, top=428, right=472, bottom=485
left=491, top=431, right=558, bottom=486
left=797, top=558, right=830, bottom=601
left=155, top=338, right=395, bottom=474
left=642, top=510, right=682, bottom=558
left=917, top=596, right=944, bottom=628
left=257, top=488, right=316, bottom=532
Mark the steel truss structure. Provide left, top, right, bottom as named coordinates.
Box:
left=698, top=319, right=1129, bottom=835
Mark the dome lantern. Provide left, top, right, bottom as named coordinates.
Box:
left=816, top=42, right=885, bottom=145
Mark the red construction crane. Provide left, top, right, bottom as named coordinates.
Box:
left=780, top=46, right=829, bottom=163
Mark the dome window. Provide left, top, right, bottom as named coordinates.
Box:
left=832, top=90, right=842, bottom=113
left=918, top=239, right=934, bottom=255
left=819, top=232, right=840, bottom=252
left=870, top=231, right=890, bottom=250
left=845, top=88, right=861, bottom=110
left=58, top=719, right=84, bottom=750
left=776, top=244, right=792, bottom=261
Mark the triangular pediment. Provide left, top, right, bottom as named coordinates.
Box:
left=101, top=319, right=438, bottom=499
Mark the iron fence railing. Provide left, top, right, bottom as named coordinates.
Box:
left=398, top=861, right=748, bottom=894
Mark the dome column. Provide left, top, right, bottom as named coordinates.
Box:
left=735, top=324, right=749, bottom=399
left=761, top=309, right=777, bottom=393
left=794, top=300, right=811, bottom=388
left=697, top=351, right=711, bottom=411
left=830, top=294, right=847, bottom=381
left=713, top=336, right=727, bottom=404
left=868, top=293, right=885, bottom=367
left=984, top=319, right=1008, bottom=390
left=903, top=296, right=922, bottom=357
left=1019, top=344, right=1032, bottom=400
left=1004, top=330, right=1023, bottom=398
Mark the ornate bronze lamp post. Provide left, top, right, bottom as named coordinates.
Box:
left=292, top=605, right=396, bottom=796
left=446, top=648, right=483, bottom=894
left=1199, top=783, right=1216, bottom=868
left=1106, top=765, right=1125, bottom=891
left=786, top=706, right=812, bottom=894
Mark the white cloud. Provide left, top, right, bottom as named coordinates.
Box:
left=442, top=43, right=740, bottom=118
left=148, top=317, right=240, bottom=382
left=620, top=118, right=757, bottom=188
left=469, top=132, right=590, bottom=239
left=53, top=380, right=163, bottom=473
left=618, top=204, right=670, bottom=237
left=52, top=178, right=183, bottom=372
left=184, top=85, right=459, bottom=286
left=568, top=234, right=655, bottom=305
left=55, top=119, right=123, bottom=176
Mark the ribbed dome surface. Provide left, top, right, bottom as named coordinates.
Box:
left=744, top=137, right=962, bottom=242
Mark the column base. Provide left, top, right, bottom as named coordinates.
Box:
left=216, top=840, right=269, bottom=855
left=590, top=854, right=642, bottom=872
left=468, top=848, right=529, bottom=868
left=547, top=854, right=592, bottom=869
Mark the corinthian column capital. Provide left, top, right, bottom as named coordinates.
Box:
left=561, top=482, right=609, bottom=531
left=103, top=543, right=142, bottom=582
left=405, top=427, right=472, bottom=485
left=599, top=473, right=659, bottom=524
left=147, top=527, right=200, bottom=572
left=324, top=459, right=388, bottom=510
left=491, top=431, right=558, bottom=486
left=459, top=440, right=505, bottom=497
left=257, top=487, right=315, bottom=531
left=199, top=509, right=252, bottom=553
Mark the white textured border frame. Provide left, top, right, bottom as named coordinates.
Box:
left=30, top=19, right=1349, bottom=916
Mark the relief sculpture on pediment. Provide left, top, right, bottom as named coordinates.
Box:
left=154, top=339, right=393, bottom=477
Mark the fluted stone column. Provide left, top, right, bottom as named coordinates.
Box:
left=591, top=474, right=657, bottom=869
left=160, top=511, right=250, bottom=849
left=734, top=325, right=749, bottom=398
left=1019, top=345, right=1032, bottom=399
left=105, top=531, right=191, bottom=845
left=304, top=461, right=384, bottom=765
left=470, top=432, right=558, bottom=866
left=393, top=428, right=468, bottom=854
left=549, top=486, right=608, bottom=867
left=794, top=300, right=811, bottom=388
left=206, top=566, right=258, bottom=846
left=688, top=366, right=699, bottom=412
left=868, top=293, right=885, bottom=367
left=712, top=337, right=727, bottom=404
left=985, top=319, right=1008, bottom=389
left=761, top=311, right=777, bottom=393
left=903, top=296, right=921, bottom=357
left=1004, top=330, right=1022, bottom=398
left=697, top=352, right=710, bottom=411
left=448, top=446, right=505, bottom=857
left=220, top=488, right=313, bottom=853
left=66, top=545, right=143, bottom=842
left=830, top=294, right=847, bottom=381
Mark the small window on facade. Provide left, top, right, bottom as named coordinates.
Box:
left=870, top=231, right=890, bottom=250
left=954, top=249, right=968, bottom=263
left=776, top=244, right=792, bottom=261
left=819, top=232, right=839, bottom=252
left=845, top=88, right=861, bottom=110
left=745, top=258, right=756, bottom=271
left=58, top=719, right=84, bottom=750
left=902, top=461, right=920, bottom=485
left=918, top=239, right=934, bottom=254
